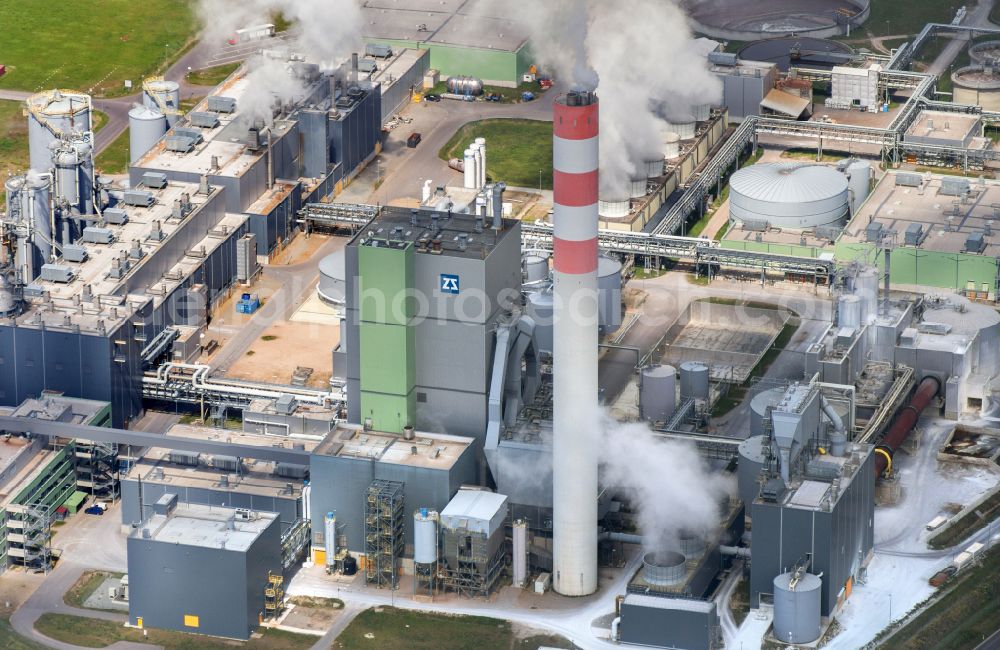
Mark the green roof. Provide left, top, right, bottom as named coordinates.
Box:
left=63, top=491, right=88, bottom=510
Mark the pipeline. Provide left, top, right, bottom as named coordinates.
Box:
left=874, top=376, right=940, bottom=477
left=598, top=531, right=643, bottom=545
left=719, top=545, right=751, bottom=559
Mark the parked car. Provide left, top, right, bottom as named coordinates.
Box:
left=424, top=94, right=441, bottom=102
left=84, top=505, right=105, bottom=516
left=485, top=93, right=502, bottom=102
left=929, top=565, right=957, bottom=587
left=521, top=91, right=536, bottom=102
left=407, top=132, right=422, bottom=148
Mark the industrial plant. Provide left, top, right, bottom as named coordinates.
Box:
left=0, top=1, right=999, bottom=649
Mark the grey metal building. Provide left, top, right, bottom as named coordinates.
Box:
left=370, top=48, right=431, bottom=123
left=127, top=501, right=282, bottom=640
left=619, top=595, right=721, bottom=650
left=711, top=57, right=778, bottom=122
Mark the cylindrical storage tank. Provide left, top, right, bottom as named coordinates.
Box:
left=642, top=551, right=687, bottom=586
left=729, top=163, right=849, bottom=230
left=475, top=137, right=487, bottom=186
left=738, top=435, right=768, bottom=505
left=854, top=266, right=880, bottom=325
left=679, top=361, right=710, bottom=401
left=599, top=197, right=630, bottom=219
left=773, top=572, right=822, bottom=644
left=445, top=75, right=483, bottom=96
left=969, top=40, right=1000, bottom=66
left=952, top=65, right=1000, bottom=111
left=664, top=115, right=696, bottom=140
left=129, top=104, right=167, bottom=164
left=142, top=79, right=181, bottom=126
left=640, top=364, right=677, bottom=422
left=598, top=255, right=623, bottom=332
left=0, top=270, right=19, bottom=317
left=318, top=249, right=346, bottom=305
left=663, top=132, right=681, bottom=159
left=523, top=251, right=550, bottom=284
left=324, top=512, right=337, bottom=567
left=838, top=294, right=863, bottom=329
left=644, top=157, right=664, bottom=178
left=526, top=288, right=554, bottom=355
left=413, top=508, right=439, bottom=565
left=512, top=519, right=528, bottom=588
left=54, top=146, right=80, bottom=212
left=842, top=159, right=872, bottom=214
left=72, top=136, right=94, bottom=216
left=691, top=103, right=712, bottom=121
left=26, top=172, right=53, bottom=266
left=463, top=148, right=476, bottom=189
left=628, top=176, right=647, bottom=198
left=750, top=387, right=785, bottom=437
left=26, top=90, right=91, bottom=171
left=472, top=144, right=483, bottom=189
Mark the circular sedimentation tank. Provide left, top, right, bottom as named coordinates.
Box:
left=730, top=162, right=849, bottom=230
left=684, top=0, right=867, bottom=40
left=738, top=36, right=855, bottom=72
left=969, top=40, right=1000, bottom=66
left=642, top=551, right=687, bottom=586
left=951, top=65, right=1000, bottom=111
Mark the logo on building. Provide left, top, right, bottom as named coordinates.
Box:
left=440, top=274, right=460, bottom=294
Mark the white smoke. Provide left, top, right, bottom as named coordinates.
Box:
left=600, top=414, right=734, bottom=550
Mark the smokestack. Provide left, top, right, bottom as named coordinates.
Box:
left=351, top=52, right=359, bottom=86
left=552, top=89, right=600, bottom=597
left=475, top=137, right=487, bottom=187
left=463, top=149, right=476, bottom=189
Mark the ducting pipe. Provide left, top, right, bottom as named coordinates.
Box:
left=819, top=395, right=847, bottom=456
left=598, top=531, right=643, bottom=545
left=719, top=545, right=751, bottom=559
left=611, top=617, right=621, bottom=643
left=874, top=376, right=940, bottom=477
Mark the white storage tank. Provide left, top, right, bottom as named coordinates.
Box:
left=839, top=158, right=872, bottom=214
left=129, top=104, right=167, bottom=164
left=318, top=249, right=346, bottom=305
left=413, top=508, right=439, bottom=565
left=324, top=512, right=337, bottom=568
left=512, top=519, right=528, bottom=588
left=663, top=132, right=681, bottom=159
left=598, top=255, right=623, bottom=332
left=729, top=163, right=849, bottom=230
left=26, top=90, right=91, bottom=172
left=142, top=78, right=181, bottom=126
left=854, top=266, right=880, bottom=325
left=838, top=294, right=863, bottom=329
left=679, top=361, right=710, bottom=401
left=599, top=196, right=631, bottom=219
left=526, top=288, right=554, bottom=355
left=640, top=364, right=677, bottom=422
left=738, top=435, right=768, bottom=505
left=773, top=571, right=822, bottom=644
left=523, top=251, right=550, bottom=284
left=750, top=387, right=785, bottom=437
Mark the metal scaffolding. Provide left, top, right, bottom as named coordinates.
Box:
left=364, top=479, right=404, bottom=589
left=439, top=525, right=507, bottom=599
left=263, top=571, right=284, bottom=619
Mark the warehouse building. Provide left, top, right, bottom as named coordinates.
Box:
left=369, top=48, right=432, bottom=124
left=127, top=500, right=282, bottom=640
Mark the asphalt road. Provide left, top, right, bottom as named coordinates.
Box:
left=978, top=628, right=1000, bottom=650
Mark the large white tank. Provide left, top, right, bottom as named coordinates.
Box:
left=738, top=435, right=768, bottom=505
left=523, top=251, right=550, bottom=284
left=679, top=361, right=710, bottom=401
left=640, top=364, right=677, bottom=422
left=598, top=255, right=623, bottom=332
left=730, top=163, right=849, bottom=230
left=26, top=90, right=91, bottom=171
left=463, top=148, right=476, bottom=189
left=773, top=571, right=822, bottom=644
left=413, top=508, right=439, bottom=564
left=475, top=137, right=487, bottom=186
left=838, top=294, right=863, bottom=329
left=324, top=512, right=337, bottom=567
left=142, top=78, right=181, bottom=126
left=317, top=249, right=346, bottom=305
left=840, top=158, right=872, bottom=214
left=750, top=387, right=785, bottom=437
left=526, top=288, right=554, bottom=354
left=663, top=132, right=681, bottom=159
left=599, top=196, right=630, bottom=219
left=512, top=519, right=528, bottom=588
left=129, top=104, right=167, bottom=164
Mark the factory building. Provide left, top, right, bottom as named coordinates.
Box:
left=340, top=206, right=522, bottom=436
left=708, top=53, right=780, bottom=122
left=369, top=48, right=431, bottom=124
left=127, top=500, right=282, bottom=640
left=438, top=488, right=508, bottom=597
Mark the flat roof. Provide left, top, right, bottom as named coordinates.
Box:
left=361, top=0, right=529, bottom=52
left=372, top=48, right=429, bottom=93
left=133, top=503, right=276, bottom=551
left=439, top=488, right=507, bottom=522
left=351, top=206, right=519, bottom=260
left=10, top=395, right=108, bottom=424
left=0, top=448, right=57, bottom=507
left=842, top=172, right=1000, bottom=257
left=0, top=438, right=39, bottom=496
left=314, top=423, right=470, bottom=471
left=906, top=110, right=981, bottom=142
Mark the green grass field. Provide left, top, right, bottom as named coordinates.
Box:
left=0, top=619, right=48, bottom=650
left=0, top=0, right=197, bottom=95
left=334, top=607, right=572, bottom=649
left=0, top=99, right=29, bottom=187
left=862, top=1, right=957, bottom=37
left=63, top=570, right=124, bottom=610
left=35, top=614, right=315, bottom=650
left=95, top=128, right=131, bottom=175
left=186, top=63, right=241, bottom=88
left=440, top=119, right=553, bottom=190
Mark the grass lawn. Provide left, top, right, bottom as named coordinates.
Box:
left=0, top=619, right=49, bottom=650
left=64, top=570, right=124, bottom=609
left=862, top=1, right=956, bottom=37
left=186, top=63, right=241, bottom=88
left=440, top=119, right=553, bottom=190
left=0, top=0, right=197, bottom=96
left=35, top=614, right=315, bottom=650
left=95, top=128, right=131, bottom=175
left=0, top=99, right=29, bottom=194
left=876, top=544, right=1000, bottom=649
left=92, top=111, right=108, bottom=134
left=334, top=607, right=573, bottom=649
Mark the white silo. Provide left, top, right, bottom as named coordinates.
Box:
left=773, top=571, right=822, bottom=644
left=512, top=519, right=528, bottom=588
left=472, top=143, right=483, bottom=189
left=523, top=251, right=550, bottom=284
left=463, top=148, right=476, bottom=189
left=640, top=364, right=677, bottom=422
left=26, top=90, right=92, bottom=172
left=729, top=163, right=849, bottom=230
left=737, top=435, right=768, bottom=505
left=71, top=135, right=95, bottom=216
left=142, top=78, right=181, bottom=126
left=475, top=137, right=487, bottom=186
left=129, top=104, right=168, bottom=164
left=598, top=255, right=623, bottom=332
left=413, top=508, right=439, bottom=595
left=854, top=266, right=880, bottom=324
left=841, top=158, right=872, bottom=214
left=838, top=294, right=863, bottom=329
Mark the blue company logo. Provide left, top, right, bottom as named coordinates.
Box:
left=440, top=274, right=460, bottom=294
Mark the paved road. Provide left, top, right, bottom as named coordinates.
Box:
left=926, top=0, right=994, bottom=77
left=977, top=628, right=1000, bottom=650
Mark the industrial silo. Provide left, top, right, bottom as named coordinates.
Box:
left=143, top=78, right=181, bottom=126
left=837, top=294, right=863, bottom=329
left=413, top=508, right=438, bottom=565
left=730, top=163, right=849, bottom=230
left=854, top=266, right=880, bottom=324
left=663, top=132, right=680, bottom=159
left=750, top=387, right=785, bottom=437
left=317, top=250, right=346, bottom=305
left=7, top=173, right=53, bottom=279
left=738, top=435, right=768, bottom=505
left=523, top=251, right=550, bottom=284
left=73, top=136, right=95, bottom=216
left=598, top=255, right=623, bottom=332
left=839, top=158, right=872, bottom=214
left=526, top=288, right=554, bottom=355
left=679, top=361, right=710, bottom=401
left=0, top=270, right=19, bottom=317
left=773, top=571, right=822, bottom=644
left=129, top=105, right=167, bottom=164
left=952, top=65, right=1000, bottom=110
left=640, top=364, right=677, bottom=422
left=512, top=519, right=528, bottom=588
left=599, top=196, right=631, bottom=219
left=26, top=90, right=92, bottom=171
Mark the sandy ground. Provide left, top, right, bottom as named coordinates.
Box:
left=225, top=317, right=340, bottom=388
left=281, top=603, right=344, bottom=632
left=0, top=570, right=45, bottom=618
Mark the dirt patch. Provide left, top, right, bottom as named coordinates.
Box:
left=0, top=570, right=44, bottom=618
left=282, top=605, right=342, bottom=632
left=226, top=320, right=339, bottom=388
left=269, top=233, right=331, bottom=267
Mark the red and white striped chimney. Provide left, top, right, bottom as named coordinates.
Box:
left=551, top=90, right=599, bottom=597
